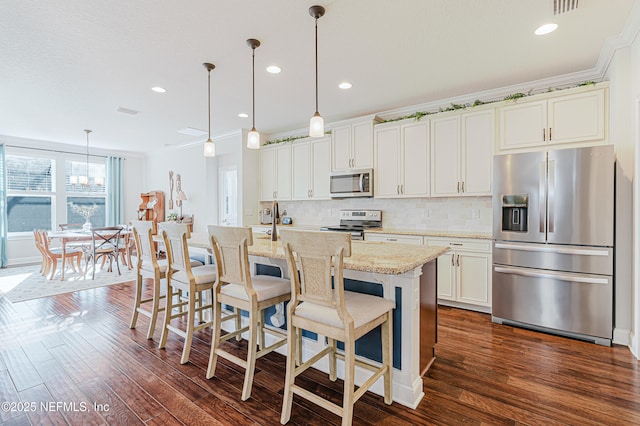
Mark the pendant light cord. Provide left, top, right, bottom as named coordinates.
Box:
left=207, top=69, right=212, bottom=140
left=314, top=17, right=319, bottom=114
left=84, top=129, right=91, bottom=183
left=252, top=46, right=256, bottom=129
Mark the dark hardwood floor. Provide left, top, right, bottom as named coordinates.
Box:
left=0, top=278, right=639, bottom=425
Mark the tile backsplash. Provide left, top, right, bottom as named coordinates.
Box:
left=262, top=197, right=492, bottom=232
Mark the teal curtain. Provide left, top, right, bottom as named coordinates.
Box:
left=106, top=156, right=124, bottom=226
left=0, top=144, right=7, bottom=267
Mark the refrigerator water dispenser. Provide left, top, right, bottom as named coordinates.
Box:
left=501, top=194, right=528, bottom=232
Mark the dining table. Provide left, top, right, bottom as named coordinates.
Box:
left=47, top=229, right=133, bottom=280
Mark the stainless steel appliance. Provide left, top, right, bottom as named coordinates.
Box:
left=260, top=208, right=272, bottom=224
left=320, top=209, right=381, bottom=240
left=492, top=145, right=614, bottom=346
left=329, top=169, right=373, bottom=198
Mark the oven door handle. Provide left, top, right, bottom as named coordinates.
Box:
left=359, top=173, right=365, bottom=192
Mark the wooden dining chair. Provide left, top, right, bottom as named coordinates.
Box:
left=36, top=230, right=83, bottom=279
left=206, top=225, right=291, bottom=401
left=279, top=229, right=394, bottom=426
left=33, top=230, right=48, bottom=275
left=82, top=226, right=124, bottom=279
left=159, top=222, right=215, bottom=364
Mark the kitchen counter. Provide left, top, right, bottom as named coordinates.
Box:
left=188, top=230, right=444, bottom=408
left=249, top=237, right=448, bottom=275
left=190, top=232, right=448, bottom=275
left=365, top=227, right=492, bottom=240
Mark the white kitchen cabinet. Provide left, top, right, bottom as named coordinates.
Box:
left=498, top=85, right=606, bottom=151
left=365, top=232, right=424, bottom=245
left=374, top=120, right=429, bottom=198
left=331, top=119, right=375, bottom=171
left=430, top=109, right=493, bottom=197
left=292, top=136, right=331, bottom=200
left=260, top=144, right=291, bottom=201
left=425, top=237, right=492, bottom=310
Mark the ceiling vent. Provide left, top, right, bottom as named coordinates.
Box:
left=554, top=0, right=578, bottom=15
left=177, top=127, right=207, bottom=137
left=117, top=107, right=139, bottom=115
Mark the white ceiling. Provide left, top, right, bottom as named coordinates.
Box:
left=0, top=0, right=637, bottom=154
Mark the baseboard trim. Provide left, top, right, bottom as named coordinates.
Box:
left=613, top=328, right=631, bottom=346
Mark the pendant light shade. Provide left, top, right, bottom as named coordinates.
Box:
left=309, top=5, right=325, bottom=137
left=247, top=38, right=261, bottom=149
left=203, top=62, right=216, bottom=157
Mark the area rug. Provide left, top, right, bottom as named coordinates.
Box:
left=0, top=264, right=136, bottom=303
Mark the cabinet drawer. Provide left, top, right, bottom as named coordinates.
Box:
left=366, top=233, right=424, bottom=245
left=425, top=237, right=490, bottom=252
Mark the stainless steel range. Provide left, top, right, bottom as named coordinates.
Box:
left=320, top=209, right=382, bottom=240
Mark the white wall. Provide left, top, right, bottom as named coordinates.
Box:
left=630, top=23, right=640, bottom=358
left=144, top=130, right=260, bottom=232
left=145, top=142, right=208, bottom=232
left=607, top=47, right=634, bottom=345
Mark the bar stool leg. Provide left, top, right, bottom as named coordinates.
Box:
left=280, top=321, right=296, bottom=424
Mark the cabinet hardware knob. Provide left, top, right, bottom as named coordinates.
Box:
left=461, top=181, right=464, bottom=193
left=457, top=181, right=460, bottom=193
left=456, top=254, right=460, bottom=267
left=543, top=128, right=546, bottom=141
left=451, top=255, right=455, bottom=266
left=549, top=127, right=552, bottom=140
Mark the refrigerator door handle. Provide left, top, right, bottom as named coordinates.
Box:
left=548, top=159, right=555, bottom=234
left=494, top=266, right=609, bottom=285
left=539, top=160, right=546, bottom=234
left=494, top=242, right=610, bottom=256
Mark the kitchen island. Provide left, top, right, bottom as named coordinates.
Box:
left=189, top=232, right=448, bottom=408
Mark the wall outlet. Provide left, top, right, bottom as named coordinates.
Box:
left=471, top=208, right=480, bottom=219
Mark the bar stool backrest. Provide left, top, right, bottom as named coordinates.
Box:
left=131, top=220, right=158, bottom=270
left=161, top=222, right=193, bottom=275
left=207, top=225, right=253, bottom=289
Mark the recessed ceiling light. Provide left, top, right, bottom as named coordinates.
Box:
left=534, top=23, right=558, bottom=35
left=339, top=82, right=352, bottom=90
left=238, top=113, right=249, bottom=118
left=266, top=65, right=281, bottom=74
left=151, top=86, right=167, bottom=93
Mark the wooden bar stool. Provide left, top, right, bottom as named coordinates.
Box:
left=279, top=229, right=394, bottom=426
left=206, top=225, right=291, bottom=401
left=159, top=222, right=215, bottom=364
left=129, top=220, right=198, bottom=339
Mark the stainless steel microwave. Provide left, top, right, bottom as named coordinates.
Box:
left=329, top=169, right=373, bottom=198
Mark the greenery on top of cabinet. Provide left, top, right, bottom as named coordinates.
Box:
left=377, top=81, right=598, bottom=124
left=264, top=131, right=332, bottom=146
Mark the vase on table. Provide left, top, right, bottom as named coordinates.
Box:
left=82, top=216, right=93, bottom=231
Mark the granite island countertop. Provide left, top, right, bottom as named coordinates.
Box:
left=364, top=228, right=493, bottom=240
left=191, top=232, right=448, bottom=275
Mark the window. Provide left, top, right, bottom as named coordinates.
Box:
left=5, top=150, right=107, bottom=233
left=6, top=155, right=54, bottom=232
left=65, top=159, right=106, bottom=193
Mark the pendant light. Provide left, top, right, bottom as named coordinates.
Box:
left=203, top=62, right=216, bottom=157
left=309, top=5, right=325, bottom=137
left=79, top=129, right=91, bottom=187
left=246, top=38, right=261, bottom=149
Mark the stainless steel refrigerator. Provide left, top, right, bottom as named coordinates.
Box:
left=492, top=145, right=614, bottom=345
